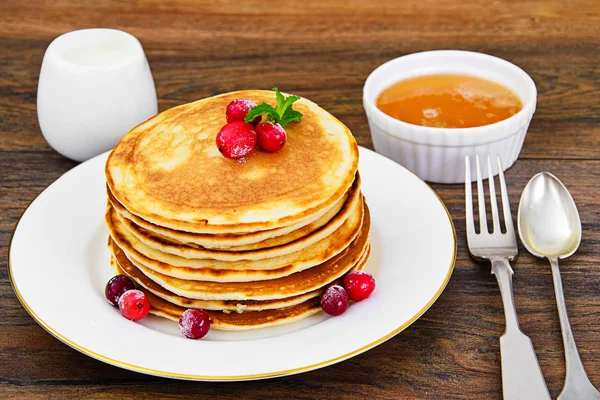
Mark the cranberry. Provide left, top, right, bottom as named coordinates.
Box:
left=216, top=121, right=257, bottom=159
left=118, top=289, right=150, bottom=321
left=226, top=98, right=260, bottom=126
left=343, top=271, right=376, bottom=302
left=320, top=285, right=349, bottom=316
left=105, top=275, right=135, bottom=306
left=256, top=122, right=287, bottom=153
left=179, top=308, right=211, bottom=339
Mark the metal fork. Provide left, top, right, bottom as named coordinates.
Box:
left=465, top=155, right=551, bottom=400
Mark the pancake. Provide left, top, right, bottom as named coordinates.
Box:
left=107, top=199, right=366, bottom=283
left=152, top=193, right=345, bottom=251
left=109, top=205, right=370, bottom=301
left=111, top=256, right=320, bottom=312
left=110, top=245, right=370, bottom=312
left=105, top=90, right=359, bottom=234
left=107, top=183, right=348, bottom=250
left=115, top=175, right=361, bottom=260
left=145, top=291, right=322, bottom=331
left=111, top=257, right=324, bottom=331
left=106, top=197, right=364, bottom=275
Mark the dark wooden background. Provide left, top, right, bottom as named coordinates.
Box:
left=1, top=1, right=599, bottom=398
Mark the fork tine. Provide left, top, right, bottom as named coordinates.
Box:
left=475, top=154, right=488, bottom=234
left=487, top=155, right=501, bottom=233
left=497, top=155, right=515, bottom=234
left=464, top=156, right=476, bottom=238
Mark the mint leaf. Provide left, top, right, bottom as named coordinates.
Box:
left=245, top=88, right=303, bottom=128
left=244, top=102, right=278, bottom=123
left=273, top=87, right=285, bottom=115
left=281, top=94, right=300, bottom=112
left=280, top=109, right=302, bottom=127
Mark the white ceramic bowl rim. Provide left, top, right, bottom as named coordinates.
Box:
left=363, top=50, right=537, bottom=146
left=48, top=28, right=145, bottom=71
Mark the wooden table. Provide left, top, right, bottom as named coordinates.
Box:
left=1, top=1, right=599, bottom=398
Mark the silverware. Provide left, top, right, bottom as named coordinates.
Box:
left=518, top=172, right=600, bottom=400
left=465, top=155, right=551, bottom=400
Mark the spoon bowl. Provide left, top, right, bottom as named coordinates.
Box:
left=518, top=172, right=581, bottom=259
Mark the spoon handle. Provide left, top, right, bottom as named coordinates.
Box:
left=549, top=258, right=600, bottom=400
left=492, top=258, right=551, bottom=400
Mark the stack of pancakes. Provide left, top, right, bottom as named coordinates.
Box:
left=105, top=90, right=370, bottom=330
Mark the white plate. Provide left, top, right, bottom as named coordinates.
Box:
left=9, top=147, right=456, bottom=381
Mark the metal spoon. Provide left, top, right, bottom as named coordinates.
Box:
left=518, top=172, right=600, bottom=400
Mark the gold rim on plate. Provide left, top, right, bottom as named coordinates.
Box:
left=7, top=153, right=456, bottom=381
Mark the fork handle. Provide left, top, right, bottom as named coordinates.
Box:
left=492, top=258, right=551, bottom=400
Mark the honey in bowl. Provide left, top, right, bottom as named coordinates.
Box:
left=376, top=74, right=523, bottom=128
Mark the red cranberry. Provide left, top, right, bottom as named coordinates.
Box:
left=320, top=285, right=349, bottom=316
left=216, top=121, right=257, bottom=159
left=179, top=309, right=211, bottom=339
left=226, top=98, right=260, bottom=126
left=343, top=271, right=376, bottom=302
left=118, top=289, right=150, bottom=321
left=105, top=275, right=135, bottom=306
left=256, top=122, right=287, bottom=153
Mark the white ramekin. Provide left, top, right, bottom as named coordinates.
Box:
left=363, top=50, right=537, bottom=183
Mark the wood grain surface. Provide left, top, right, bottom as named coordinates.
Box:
left=1, top=1, right=599, bottom=399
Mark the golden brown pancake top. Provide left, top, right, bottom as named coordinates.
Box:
left=106, top=90, right=359, bottom=233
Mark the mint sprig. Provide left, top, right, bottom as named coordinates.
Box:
left=245, top=88, right=303, bottom=128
